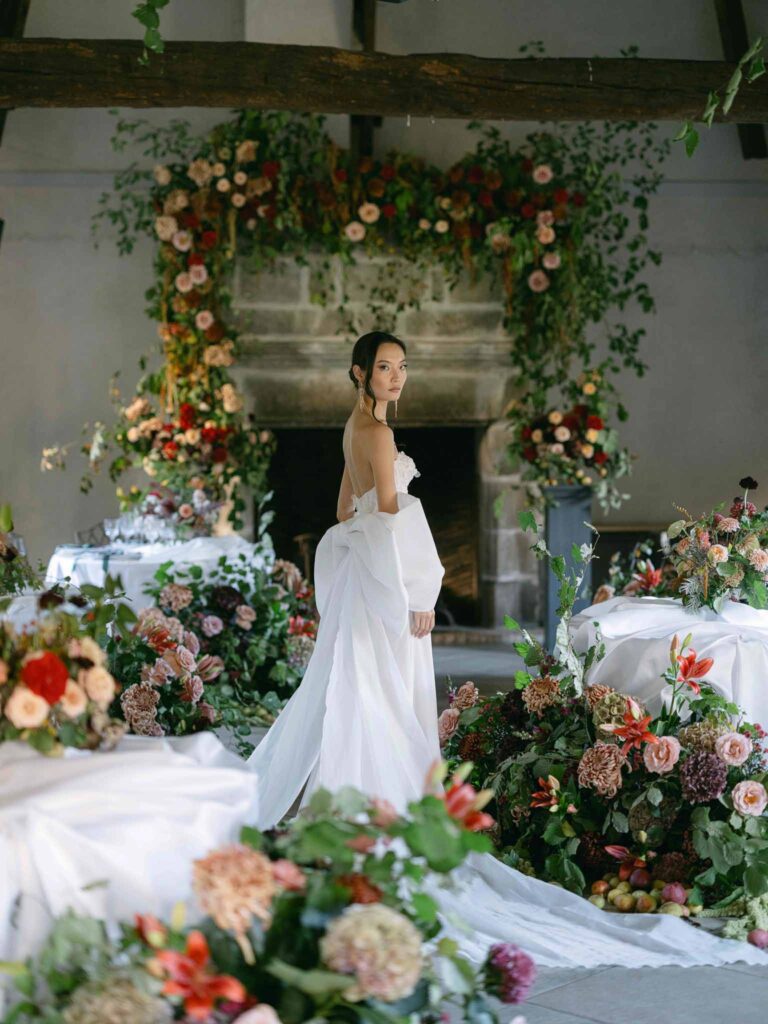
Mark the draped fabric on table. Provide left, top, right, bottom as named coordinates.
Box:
left=248, top=492, right=445, bottom=828
left=0, top=734, right=259, bottom=963
left=570, top=595, right=768, bottom=725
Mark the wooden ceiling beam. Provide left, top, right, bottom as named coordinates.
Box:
left=1, top=40, right=768, bottom=121
left=713, top=0, right=767, bottom=158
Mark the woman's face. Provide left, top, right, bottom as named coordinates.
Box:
left=356, top=342, right=407, bottom=403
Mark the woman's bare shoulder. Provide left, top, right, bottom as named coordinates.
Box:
left=352, top=417, right=394, bottom=455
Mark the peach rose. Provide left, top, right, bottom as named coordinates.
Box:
left=732, top=780, right=768, bottom=816
left=715, top=732, right=753, bottom=766
left=236, top=140, right=257, bottom=163
left=554, top=425, right=571, bottom=442
left=749, top=549, right=768, bottom=572
left=172, top=230, right=192, bottom=252
left=358, top=202, right=381, bottom=224
left=542, top=251, right=561, bottom=270
left=643, top=735, right=681, bottom=774
left=708, top=545, right=729, bottom=564
left=153, top=164, right=172, bottom=186
left=233, top=1006, right=282, bottom=1024
left=272, top=859, right=306, bottom=892
left=438, top=707, right=460, bottom=747
left=418, top=218, right=431, bottom=230
left=344, top=220, right=366, bottom=242
left=187, top=158, right=213, bottom=186
left=434, top=219, right=450, bottom=234
left=231, top=192, right=246, bottom=208
left=175, top=271, right=193, bottom=294
left=0, top=658, right=8, bottom=684
left=5, top=686, right=49, bottom=729
left=528, top=270, right=550, bottom=293
left=536, top=225, right=556, bottom=245
left=532, top=164, right=554, bottom=184
left=59, top=679, right=88, bottom=718
left=234, top=170, right=248, bottom=186
left=78, top=666, right=117, bottom=708
left=154, top=215, right=178, bottom=241
left=537, top=210, right=555, bottom=227
left=189, top=264, right=208, bottom=286
left=195, top=310, right=215, bottom=331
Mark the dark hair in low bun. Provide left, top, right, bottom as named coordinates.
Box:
left=348, top=331, right=407, bottom=426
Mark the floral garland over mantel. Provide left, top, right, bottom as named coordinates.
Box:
left=46, top=109, right=668, bottom=516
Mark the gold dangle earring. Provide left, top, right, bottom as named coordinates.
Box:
left=395, top=398, right=398, bottom=419
left=358, top=382, right=365, bottom=413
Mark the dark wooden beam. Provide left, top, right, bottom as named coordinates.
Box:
left=1, top=40, right=768, bottom=121
left=0, top=0, right=31, bottom=141
left=350, top=0, right=381, bottom=160
left=714, top=0, right=767, bottom=158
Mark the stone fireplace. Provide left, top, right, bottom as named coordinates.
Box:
left=232, top=256, right=539, bottom=627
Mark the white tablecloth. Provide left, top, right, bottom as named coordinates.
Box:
left=570, top=595, right=768, bottom=726
left=45, top=534, right=271, bottom=613
left=0, top=733, right=260, bottom=963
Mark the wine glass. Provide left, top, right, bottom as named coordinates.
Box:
left=103, top=518, right=120, bottom=546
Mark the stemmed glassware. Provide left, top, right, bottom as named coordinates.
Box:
left=103, top=518, right=121, bottom=546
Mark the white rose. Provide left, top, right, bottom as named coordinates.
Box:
left=434, top=219, right=450, bottom=233
left=153, top=164, right=172, bottom=186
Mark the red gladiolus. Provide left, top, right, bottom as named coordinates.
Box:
left=586, top=415, right=604, bottom=430
left=211, top=446, right=228, bottom=464
left=520, top=203, right=536, bottom=219
left=380, top=164, right=396, bottom=180
left=381, top=203, right=397, bottom=218
left=179, top=403, right=196, bottom=430
left=676, top=649, right=714, bottom=696
left=200, top=427, right=218, bottom=445
left=593, top=451, right=608, bottom=465
left=602, top=699, right=659, bottom=757
left=200, top=230, right=218, bottom=250
left=21, top=651, right=68, bottom=705
left=553, top=187, right=569, bottom=204
left=156, top=931, right=245, bottom=1021
left=163, top=441, right=179, bottom=460
left=262, top=160, right=281, bottom=179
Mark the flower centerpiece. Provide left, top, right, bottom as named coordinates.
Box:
left=0, top=589, right=129, bottom=755
left=2, top=772, right=537, bottom=1023
left=668, top=477, right=768, bottom=612
left=440, top=522, right=768, bottom=939
left=591, top=537, right=678, bottom=604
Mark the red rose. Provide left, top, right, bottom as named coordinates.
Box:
left=521, top=158, right=534, bottom=173
left=163, top=441, right=179, bottom=460
left=553, top=188, right=569, bottom=204
left=187, top=253, right=205, bottom=267
left=593, top=451, right=608, bottom=465
left=333, top=168, right=348, bottom=183
left=521, top=426, right=533, bottom=440
left=201, top=427, right=218, bottom=444
left=521, top=203, right=536, bottom=219
left=179, top=212, right=200, bottom=230
left=179, top=403, right=196, bottom=430
left=263, top=204, right=278, bottom=221
left=21, top=651, right=68, bottom=705
left=571, top=192, right=586, bottom=207
left=380, top=164, right=396, bottom=180
left=587, top=415, right=604, bottom=430
left=523, top=446, right=537, bottom=462
left=200, top=230, right=218, bottom=250
left=562, top=414, right=579, bottom=430
left=381, top=203, right=397, bottom=218
left=205, top=323, right=225, bottom=342
left=573, top=404, right=589, bottom=418
left=262, top=160, right=281, bottom=179
left=467, top=165, right=485, bottom=184
left=212, top=446, right=228, bottom=464
left=478, top=190, right=494, bottom=208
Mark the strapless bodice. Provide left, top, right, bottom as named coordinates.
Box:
left=352, top=450, right=420, bottom=514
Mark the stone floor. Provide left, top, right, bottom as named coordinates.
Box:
left=434, top=643, right=768, bottom=1024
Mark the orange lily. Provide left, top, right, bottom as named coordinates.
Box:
left=155, top=930, right=246, bottom=1021
left=676, top=649, right=714, bottom=695
left=632, top=563, right=662, bottom=592
left=530, top=775, right=561, bottom=812
left=134, top=913, right=168, bottom=949
left=601, top=698, right=659, bottom=757
left=439, top=770, right=495, bottom=832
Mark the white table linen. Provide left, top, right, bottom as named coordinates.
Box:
left=0, top=733, right=259, bottom=963
left=570, top=595, right=768, bottom=725
left=45, top=534, right=271, bottom=613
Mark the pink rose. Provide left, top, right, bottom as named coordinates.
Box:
left=189, top=264, right=208, bottom=286
left=235, top=605, right=256, bottom=630
left=532, top=164, right=554, bottom=184
left=643, top=735, right=681, bottom=774
left=4, top=686, right=49, bottom=729
left=527, top=270, right=550, bottom=293
left=344, top=220, right=366, bottom=242
left=749, top=549, right=768, bottom=572
left=172, top=230, right=192, bottom=252
left=715, top=731, right=753, bottom=766
left=178, top=503, right=194, bottom=519
left=370, top=797, right=399, bottom=827
left=198, top=700, right=217, bottom=723
left=202, top=615, right=224, bottom=638
left=272, top=859, right=306, bottom=892
left=183, top=630, right=201, bottom=657
left=233, top=1006, right=282, bottom=1024
left=59, top=680, right=88, bottom=719
left=197, top=654, right=224, bottom=681
left=438, top=707, right=461, bottom=747
left=537, top=210, right=554, bottom=227
left=174, top=271, right=193, bottom=294
left=542, top=251, right=561, bottom=270
left=141, top=660, right=174, bottom=686
left=195, top=310, right=214, bottom=331
left=0, top=658, right=8, bottom=684
left=732, top=780, right=768, bottom=816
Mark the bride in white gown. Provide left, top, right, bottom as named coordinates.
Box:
left=248, top=331, right=765, bottom=970
left=248, top=332, right=445, bottom=826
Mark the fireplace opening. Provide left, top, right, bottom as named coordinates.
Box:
left=264, top=426, right=481, bottom=625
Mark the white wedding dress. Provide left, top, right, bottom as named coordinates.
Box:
left=248, top=449, right=445, bottom=826
left=248, top=451, right=766, bottom=969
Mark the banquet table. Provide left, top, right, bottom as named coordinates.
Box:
left=570, top=595, right=768, bottom=725
left=0, top=733, right=260, bottom=964
left=45, top=534, right=272, bottom=613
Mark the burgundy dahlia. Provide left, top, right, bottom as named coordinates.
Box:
left=679, top=751, right=728, bottom=804
left=209, top=584, right=244, bottom=614
left=484, top=942, right=537, bottom=1004
left=500, top=690, right=525, bottom=727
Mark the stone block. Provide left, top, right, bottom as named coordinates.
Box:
left=402, top=308, right=504, bottom=338
left=340, top=258, right=430, bottom=306
left=479, top=476, right=535, bottom=531
left=480, top=527, right=539, bottom=577
left=307, top=255, right=339, bottom=306
left=439, top=267, right=504, bottom=305
left=237, top=259, right=302, bottom=304
left=480, top=576, right=539, bottom=628
left=232, top=306, right=349, bottom=337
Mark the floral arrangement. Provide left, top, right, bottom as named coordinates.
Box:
left=591, top=537, right=678, bottom=604
left=668, top=477, right=768, bottom=612
left=0, top=504, right=40, bottom=597
left=0, top=586, right=132, bottom=755
left=136, top=481, right=225, bottom=538
left=2, top=773, right=537, bottom=1023
left=440, top=519, right=768, bottom=940
left=509, top=369, right=632, bottom=512
left=55, top=104, right=667, bottom=518
left=108, top=547, right=318, bottom=750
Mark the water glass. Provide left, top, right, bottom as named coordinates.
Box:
left=103, top=518, right=121, bottom=545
